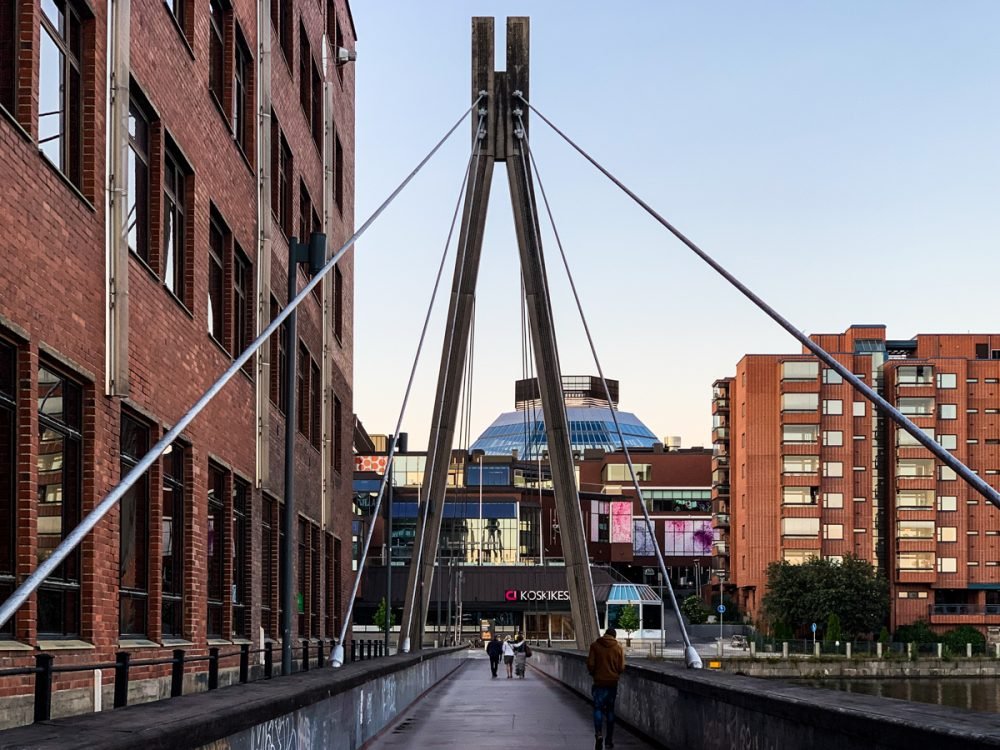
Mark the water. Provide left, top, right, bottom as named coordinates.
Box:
left=799, top=678, right=1000, bottom=713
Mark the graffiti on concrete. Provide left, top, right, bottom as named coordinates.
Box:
left=247, top=714, right=296, bottom=750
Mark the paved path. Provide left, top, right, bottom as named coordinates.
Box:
left=368, top=651, right=653, bottom=749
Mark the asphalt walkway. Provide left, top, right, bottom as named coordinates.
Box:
left=367, top=651, right=653, bottom=749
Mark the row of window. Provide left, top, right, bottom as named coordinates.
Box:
left=780, top=361, right=964, bottom=390
left=780, top=392, right=969, bottom=421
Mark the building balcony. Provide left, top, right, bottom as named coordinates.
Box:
left=712, top=397, right=730, bottom=415
left=711, top=558, right=729, bottom=576
left=712, top=513, right=730, bottom=529
left=712, top=453, right=730, bottom=469
left=712, top=540, right=729, bottom=557
left=711, top=483, right=730, bottom=499
left=929, top=604, right=1000, bottom=626
left=712, top=499, right=729, bottom=515
left=712, top=426, right=729, bottom=443
left=712, top=468, right=730, bottom=485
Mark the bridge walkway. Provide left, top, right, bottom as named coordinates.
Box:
left=368, top=651, right=653, bottom=749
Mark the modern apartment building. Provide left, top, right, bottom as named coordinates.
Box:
left=0, top=0, right=355, bottom=727
left=713, top=325, right=1000, bottom=634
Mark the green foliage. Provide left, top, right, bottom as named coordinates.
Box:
left=893, top=619, right=939, bottom=644
left=373, top=597, right=394, bottom=634
left=772, top=621, right=794, bottom=640
left=617, top=603, right=641, bottom=638
left=682, top=595, right=709, bottom=625
left=878, top=626, right=891, bottom=646
left=824, top=613, right=842, bottom=645
left=941, top=625, right=985, bottom=654
left=761, top=555, right=888, bottom=638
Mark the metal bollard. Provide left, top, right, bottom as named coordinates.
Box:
left=264, top=641, right=273, bottom=678
left=366, top=640, right=373, bottom=660
left=34, top=653, right=54, bottom=722
left=113, top=652, right=130, bottom=708
left=937, top=643, right=943, bottom=659
left=239, top=643, right=250, bottom=684
left=782, top=641, right=789, bottom=659
left=846, top=642, right=851, bottom=659
left=318, top=640, right=325, bottom=668
left=208, top=647, right=219, bottom=690
left=302, top=640, right=310, bottom=672
left=171, top=649, right=185, bottom=697
left=351, top=639, right=357, bottom=662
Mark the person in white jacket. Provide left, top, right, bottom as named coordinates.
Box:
left=502, top=637, right=515, bottom=678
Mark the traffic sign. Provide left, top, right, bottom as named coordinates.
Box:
left=717, top=604, right=726, bottom=614
left=811, top=622, right=817, bottom=633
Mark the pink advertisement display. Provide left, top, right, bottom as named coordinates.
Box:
left=610, top=501, right=633, bottom=543
left=663, top=519, right=716, bottom=556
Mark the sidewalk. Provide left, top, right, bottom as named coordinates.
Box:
left=367, top=651, right=652, bottom=749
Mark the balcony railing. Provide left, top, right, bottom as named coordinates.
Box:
left=930, top=604, right=1000, bottom=616
left=712, top=513, right=730, bottom=529
left=712, top=483, right=730, bottom=497
left=712, top=541, right=729, bottom=556
left=712, top=427, right=729, bottom=442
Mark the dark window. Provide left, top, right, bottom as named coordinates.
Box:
left=334, top=265, right=343, bottom=342
left=333, top=7, right=344, bottom=82
left=38, top=0, right=84, bottom=188
left=334, top=133, right=344, bottom=213
left=232, top=478, right=249, bottom=638
left=167, top=0, right=185, bottom=32
left=311, top=61, right=322, bottom=146
left=271, top=0, right=292, bottom=64
left=208, top=0, right=225, bottom=107
left=333, top=395, right=342, bottom=473
left=275, top=130, right=292, bottom=236
left=119, top=412, right=150, bottom=637
left=297, top=342, right=308, bottom=437
left=270, top=295, right=288, bottom=413
left=298, top=181, right=311, bottom=245
left=163, top=143, right=189, bottom=304
left=208, top=216, right=226, bottom=345
left=297, top=517, right=307, bottom=637
left=976, top=343, right=989, bottom=360
left=233, top=246, right=251, bottom=366
left=333, top=537, right=342, bottom=634
left=207, top=465, right=225, bottom=638
left=0, top=1, right=16, bottom=114
left=298, top=24, right=310, bottom=121
left=127, top=96, right=151, bottom=262
left=310, top=525, right=319, bottom=637
left=161, top=441, right=185, bottom=638
left=324, top=533, right=334, bottom=638
left=36, top=365, right=83, bottom=637
left=234, top=31, right=251, bottom=155
left=309, top=360, right=321, bottom=449
left=261, top=495, right=274, bottom=638
left=277, top=501, right=285, bottom=636
left=0, top=341, right=16, bottom=638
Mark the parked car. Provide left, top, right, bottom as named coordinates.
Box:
left=730, top=634, right=748, bottom=649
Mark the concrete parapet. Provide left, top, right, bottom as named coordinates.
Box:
left=530, top=648, right=1000, bottom=749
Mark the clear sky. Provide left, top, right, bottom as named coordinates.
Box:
left=349, top=2, right=1000, bottom=451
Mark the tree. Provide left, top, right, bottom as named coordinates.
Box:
left=682, top=595, right=709, bottom=625
left=373, top=597, right=394, bottom=634
left=894, top=619, right=938, bottom=645
left=941, top=625, right=985, bottom=654
left=761, top=555, right=888, bottom=638
left=824, top=613, right=842, bottom=646
left=617, top=604, right=641, bottom=646
left=878, top=626, right=891, bottom=646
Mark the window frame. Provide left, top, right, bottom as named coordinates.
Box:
left=161, top=441, right=185, bottom=638
left=118, top=411, right=151, bottom=638
left=206, top=464, right=226, bottom=638
left=233, top=244, right=252, bottom=367
left=0, top=340, right=17, bottom=638
left=38, top=0, right=85, bottom=188
left=127, top=94, right=152, bottom=262
left=208, top=214, right=227, bottom=347
left=232, top=477, right=250, bottom=638
left=163, top=141, right=191, bottom=308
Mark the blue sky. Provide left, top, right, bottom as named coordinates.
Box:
left=349, top=2, right=1000, bottom=450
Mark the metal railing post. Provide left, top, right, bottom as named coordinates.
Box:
left=239, top=643, right=250, bottom=684
left=264, top=641, right=273, bottom=678
left=170, top=649, right=185, bottom=697
left=34, top=654, right=53, bottom=722
left=317, top=640, right=324, bottom=669
left=113, top=652, right=130, bottom=708
left=350, top=640, right=357, bottom=662
left=208, top=647, right=219, bottom=690
left=302, top=640, right=309, bottom=672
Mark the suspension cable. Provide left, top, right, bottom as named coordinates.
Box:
left=332, top=111, right=486, bottom=665
left=517, top=112, right=701, bottom=668
left=515, top=93, right=1000, bottom=510
left=0, top=97, right=484, bottom=634
left=401, top=113, right=490, bottom=652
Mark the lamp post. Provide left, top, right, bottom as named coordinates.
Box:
left=472, top=449, right=485, bottom=565
left=385, top=447, right=394, bottom=656
left=281, top=233, right=326, bottom=676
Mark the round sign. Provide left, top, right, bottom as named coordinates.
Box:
left=717, top=604, right=726, bottom=614
left=811, top=622, right=817, bottom=632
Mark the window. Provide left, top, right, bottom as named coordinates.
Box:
left=310, top=525, right=320, bottom=637
left=233, top=246, right=252, bottom=365
left=334, top=265, right=344, bottom=342
left=0, top=341, right=16, bottom=637
left=602, top=464, right=653, bottom=482
left=270, top=296, right=288, bottom=413
left=897, top=427, right=934, bottom=446
left=299, top=180, right=312, bottom=243
left=897, top=552, right=934, bottom=570
left=119, top=413, right=150, bottom=637
left=0, top=2, right=16, bottom=115
left=329, top=2, right=344, bottom=81
left=297, top=342, right=309, bottom=437
left=311, top=60, right=323, bottom=146
left=823, top=492, right=843, bottom=508
left=334, top=132, right=344, bottom=213
left=208, top=216, right=226, bottom=345
left=781, top=361, right=818, bottom=381
left=937, top=557, right=957, bottom=573
left=898, top=397, right=934, bottom=416
left=823, top=461, right=843, bottom=477
left=297, top=517, right=307, bottom=637
left=783, top=424, right=818, bottom=443
left=937, top=526, right=957, bottom=543
left=207, top=465, right=226, bottom=638
left=781, top=393, right=818, bottom=412
left=896, top=489, right=933, bottom=509
left=783, top=455, right=818, bottom=474
left=896, top=458, right=934, bottom=477
left=163, top=142, right=190, bottom=305
left=939, top=404, right=957, bottom=420
left=822, top=399, right=843, bottom=416
left=38, top=0, right=85, bottom=188
left=333, top=395, right=343, bottom=473
left=166, top=0, right=187, bottom=39
left=324, top=533, right=335, bottom=638
left=897, top=520, right=934, bottom=539
left=822, top=430, right=843, bottom=447
left=232, top=478, right=249, bottom=638
left=937, top=495, right=957, bottom=512
left=823, top=524, right=844, bottom=540
left=938, top=434, right=957, bottom=450
left=37, top=365, right=83, bottom=637
left=822, top=368, right=843, bottom=385
left=936, top=373, right=957, bottom=389
left=234, top=32, right=251, bottom=155
left=271, top=120, right=292, bottom=235
left=309, top=360, right=321, bottom=449
left=161, top=441, right=185, bottom=638
left=897, top=366, right=933, bottom=386
left=299, top=24, right=311, bottom=120
left=333, top=537, right=342, bottom=634
left=783, top=549, right=819, bottom=564
left=208, top=0, right=225, bottom=107
left=271, top=0, right=292, bottom=63
left=976, top=343, right=989, bottom=360
left=261, top=495, right=275, bottom=638
left=939, top=465, right=957, bottom=481
left=852, top=401, right=865, bottom=417
left=127, top=95, right=152, bottom=262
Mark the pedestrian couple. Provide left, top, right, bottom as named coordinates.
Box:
left=486, top=633, right=530, bottom=678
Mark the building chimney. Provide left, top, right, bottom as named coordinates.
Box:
left=664, top=436, right=682, bottom=452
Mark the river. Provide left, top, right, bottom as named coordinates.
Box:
left=798, top=678, right=1000, bottom=713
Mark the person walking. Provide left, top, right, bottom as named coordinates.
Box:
left=486, top=636, right=503, bottom=678
left=502, top=636, right=515, bottom=678
left=587, top=628, right=625, bottom=750
left=512, top=632, right=528, bottom=679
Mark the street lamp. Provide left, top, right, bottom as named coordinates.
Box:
left=472, top=449, right=485, bottom=565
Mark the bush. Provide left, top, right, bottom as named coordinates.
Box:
left=894, top=619, right=939, bottom=644
left=824, top=613, right=842, bottom=646
left=941, top=625, right=985, bottom=654
left=681, top=595, right=709, bottom=625
left=878, top=626, right=891, bottom=646
left=773, top=621, right=794, bottom=640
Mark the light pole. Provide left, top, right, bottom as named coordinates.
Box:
left=385, top=449, right=394, bottom=656
left=472, top=449, right=485, bottom=565
left=281, top=233, right=325, bottom=676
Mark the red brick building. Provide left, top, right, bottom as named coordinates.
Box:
left=714, top=326, right=1000, bottom=634
left=0, top=0, right=355, bottom=727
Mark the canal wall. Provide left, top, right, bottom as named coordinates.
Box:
left=530, top=648, right=1000, bottom=750
left=719, top=656, right=1000, bottom=679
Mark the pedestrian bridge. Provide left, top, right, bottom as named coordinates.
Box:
left=2, top=646, right=1000, bottom=750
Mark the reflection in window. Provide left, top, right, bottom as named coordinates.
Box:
left=208, top=217, right=225, bottom=344
left=783, top=424, right=818, bottom=443
left=163, top=144, right=188, bottom=303
left=898, top=397, right=934, bottom=416
left=232, top=479, right=249, bottom=638
left=0, top=341, right=16, bottom=637
left=897, top=458, right=934, bottom=477
left=38, top=0, right=84, bottom=188
left=897, top=520, right=934, bottom=539
left=261, top=496, right=274, bottom=638
left=36, top=365, right=83, bottom=637
left=234, top=247, right=252, bottom=365
left=234, top=33, right=251, bottom=153
left=162, top=442, right=185, bottom=637
left=783, top=487, right=818, bottom=505
left=127, top=97, right=151, bottom=261
left=119, top=413, right=150, bottom=637
left=781, top=361, right=818, bottom=381
left=782, top=455, right=819, bottom=474
left=780, top=393, right=818, bottom=412
left=208, top=0, right=224, bottom=106
left=207, top=465, right=225, bottom=638
left=897, top=552, right=934, bottom=570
